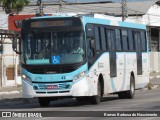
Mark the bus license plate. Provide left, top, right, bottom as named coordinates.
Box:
left=46, top=85, right=58, bottom=89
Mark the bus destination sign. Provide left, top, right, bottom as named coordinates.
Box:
left=30, top=20, right=73, bottom=28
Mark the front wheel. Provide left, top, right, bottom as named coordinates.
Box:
left=76, top=97, right=87, bottom=102
left=38, top=97, right=50, bottom=107
left=90, top=81, right=102, bottom=104
left=118, top=91, right=127, bottom=99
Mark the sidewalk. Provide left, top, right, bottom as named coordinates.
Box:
left=0, top=86, right=22, bottom=100
left=147, top=72, right=160, bottom=90
left=0, top=86, right=22, bottom=92
left=0, top=74, right=160, bottom=100
left=149, top=72, right=160, bottom=85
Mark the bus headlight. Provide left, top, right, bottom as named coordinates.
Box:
left=73, top=71, right=86, bottom=82
left=22, top=74, right=32, bottom=84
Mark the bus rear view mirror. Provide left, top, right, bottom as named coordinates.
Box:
left=86, top=24, right=94, bottom=38
left=12, top=34, right=21, bottom=54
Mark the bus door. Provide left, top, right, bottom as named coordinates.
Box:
left=134, top=32, right=142, bottom=75
left=107, top=29, right=117, bottom=77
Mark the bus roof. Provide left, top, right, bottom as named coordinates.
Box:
left=81, top=16, right=146, bottom=30
left=29, top=14, right=146, bottom=30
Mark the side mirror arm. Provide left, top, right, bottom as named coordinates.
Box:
left=12, top=34, right=21, bottom=54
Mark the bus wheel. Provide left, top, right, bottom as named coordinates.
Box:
left=118, top=91, right=127, bottom=99
left=126, top=75, right=135, bottom=99
left=38, top=97, right=50, bottom=107
left=76, top=97, right=86, bottom=102
left=90, top=81, right=102, bottom=104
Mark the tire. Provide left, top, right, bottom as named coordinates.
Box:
left=118, top=91, right=127, bottom=99
left=76, top=97, right=86, bottom=102
left=90, top=81, right=102, bottom=104
left=38, top=97, right=50, bottom=107
left=126, top=75, right=135, bottom=99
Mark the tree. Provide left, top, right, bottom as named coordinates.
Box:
left=0, top=0, right=29, bottom=14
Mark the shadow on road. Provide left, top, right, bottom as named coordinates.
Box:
left=47, top=96, right=119, bottom=107
left=0, top=96, right=119, bottom=109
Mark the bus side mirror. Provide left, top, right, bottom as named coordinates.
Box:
left=12, top=34, right=21, bottom=54
left=86, top=24, right=94, bottom=38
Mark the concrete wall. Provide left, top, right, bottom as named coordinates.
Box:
left=0, top=38, right=20, bottom=87
left=0, top=10, right=8, bottom=29
left=149, top=52, right=160, bottom=73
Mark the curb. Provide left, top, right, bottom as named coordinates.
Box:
left=142, top=82, right=160, bottom=91
left=0, top=90, right=22, bottom=100
left=150, top=76, right=160, bottom=79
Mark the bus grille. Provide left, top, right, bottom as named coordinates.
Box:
left=33, top=80, right=72, bottom=91
left=36, top=91, right=70, bottom=94
left=28, top=66, right=75, bottom=74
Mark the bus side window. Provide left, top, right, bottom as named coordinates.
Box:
left=104, top=28, right=108, bottom=50
left=100, top=27, right=106, bottom=51
left=122, top=29, right=129, bottom=51
left=90, top=38, right=95, bottom=58
left=128, top=30, right=135, bottom=51
left=86, top=24, right=95, bottom=58
left=94, top=26, right=101, bottom=51
left=141, top=31, right=147, bottom=52
left=133, top=31, right=141, bottom=51
left=115, top=29, right=122, bottom=51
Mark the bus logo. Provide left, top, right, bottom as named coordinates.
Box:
left=52, top=56, right=60, bottom=64
left=2, top=112, right=11, bottom=117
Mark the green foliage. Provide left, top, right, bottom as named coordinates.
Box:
left=0, top=0, right=29, bottom=14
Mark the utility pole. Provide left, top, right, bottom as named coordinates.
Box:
left=37, top=0, right=44, bottom=16
left=122, top=0, right=128, bottom=21
left=59, top=0, right=63, bottom=12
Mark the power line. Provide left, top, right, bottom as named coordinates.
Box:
left=62, top=6, right=122, bottom=15
left=1, top=0, right=160, bottom=27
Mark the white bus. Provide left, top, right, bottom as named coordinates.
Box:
left=13, top=15, right=149, bottom=107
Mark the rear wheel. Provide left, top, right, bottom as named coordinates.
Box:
left=38, top=97, right=50, bottom=107
left=90, top=81, right=102, bottom=104
left=126, top=75, right=135, bottom=99
left=118, top=75, right=135, bottom=99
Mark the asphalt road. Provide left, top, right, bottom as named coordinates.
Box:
left=0, top=88, right=160, bottom=120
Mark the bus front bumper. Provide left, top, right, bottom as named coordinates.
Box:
left=22, top=77, right=92, bottom=98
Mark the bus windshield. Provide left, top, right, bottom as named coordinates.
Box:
left=23, top=30, right=85, bottom=65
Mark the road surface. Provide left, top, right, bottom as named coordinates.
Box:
left=0, top=88, right=160, bottom=120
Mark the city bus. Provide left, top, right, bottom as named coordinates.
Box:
left=13, top=15, right=149, bottom=107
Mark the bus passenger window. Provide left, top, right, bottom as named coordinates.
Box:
left=122, top=30, right=129, bottom=51
left=104, top=28, right=108, bottom=50
left=128, top=30, right=135, bottom=51
left=141, top=31, right=147, bottom=52
left=100, top=27, right=106, bottom=51
left=88, top=38, right=95, bottom=58
left=94, top=26, right=101, bottom=50
left=115, top=29, right=122, bottom=51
